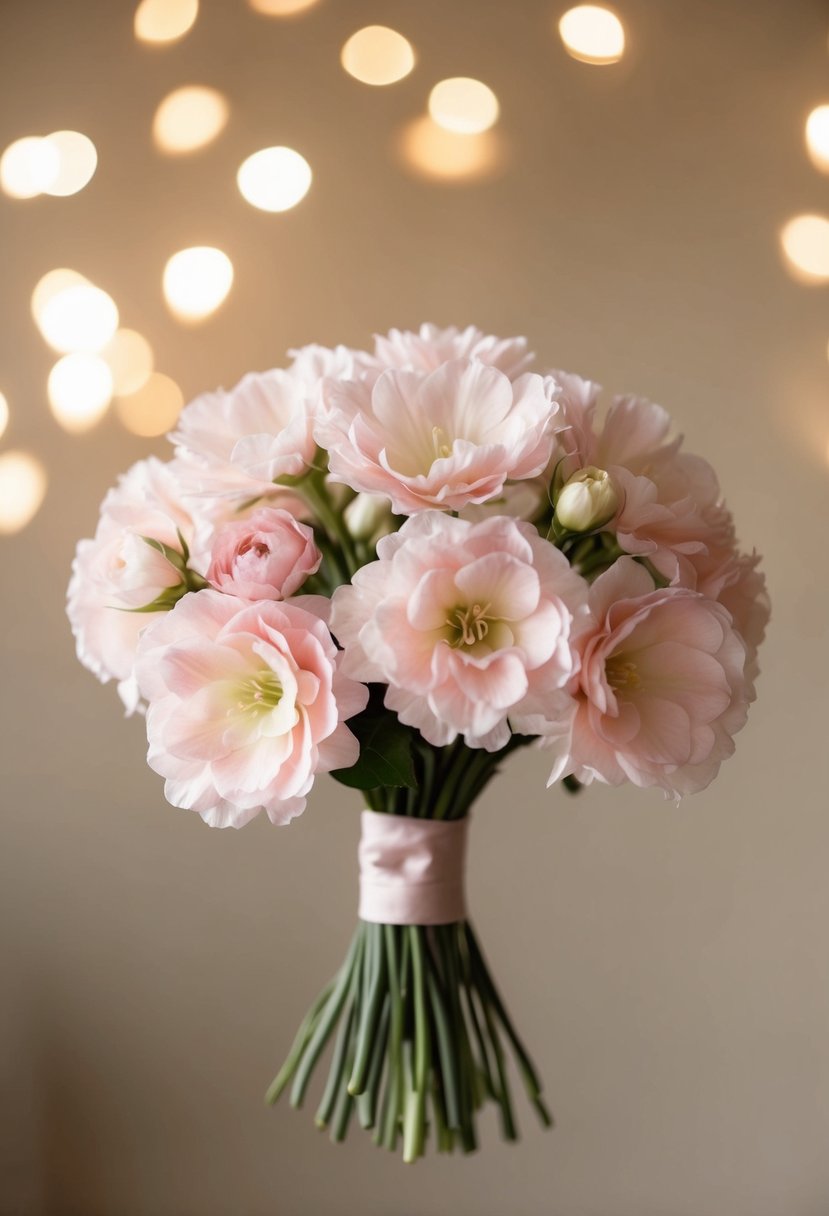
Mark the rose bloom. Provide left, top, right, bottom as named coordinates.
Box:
left=317, top=358, right=559, bottom=515
left=207, top=507, right=321, bottom=600
left=545, top=557, right=753, bottom=798
left=331, top=512, right=589, bottom=751
left=135, top=591, right=369, bottom=828
left=368, top=324, right=533, bottom=380
left=67, top=457, right=198, bottom=714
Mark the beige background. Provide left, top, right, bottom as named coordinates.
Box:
left=2, top=0, right=829, bottom=1212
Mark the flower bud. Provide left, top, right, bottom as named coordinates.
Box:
left=555, top=466, right=618, bottom=532
left=344, top=492, right=393, bottom=541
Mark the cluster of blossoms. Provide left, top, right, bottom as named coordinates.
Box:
left=68, top=324, right=769, bottom=824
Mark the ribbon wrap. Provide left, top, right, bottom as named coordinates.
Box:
left=358, top=810, right=468, bottom=926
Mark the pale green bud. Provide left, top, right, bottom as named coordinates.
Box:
left=555, top=466, right=618, bottom=532
left=344, top=492, right=393, bottom=541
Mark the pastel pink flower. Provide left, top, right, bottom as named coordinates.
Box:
left=171, top=368, right=318, bottom=503
left=550, top=375, right=721, bottom=579
left=67, top=457, right=198, bottom=714
left=369, top=324, right=533, bottom=379
left=330, top=512, right=589, bottom=751
left=317, top=359, right=559, bottom=515
left=135, top=591, right=369, bottom=828
left=683, top=502, right=770, bottom=680
left=545, top=557, right=752, bottom=798
left=207, top=508, right=321, bottom=600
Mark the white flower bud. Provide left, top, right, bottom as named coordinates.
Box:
left=555, top=466, right=618, bottom=532
left=344, top=491, right=393, bottom=541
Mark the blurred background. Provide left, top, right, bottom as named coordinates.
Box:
left=1, top=1, right=828, bottom=1213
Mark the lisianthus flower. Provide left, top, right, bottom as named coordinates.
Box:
left=330, top=512, right=589, bottom=750
left=549, top=373, right=721, bottom=580
left=207, top=508, right=321, bottom=600
left=368, top=323, right=534, bottom=380
left=545, top=557, right=752, bottom=798
left=171, top=367, right=319, bottom=503
left=135, top=591, right=369, bottom=828
left=67, top=457, right=199, bottom=714
left=683, top=502, right=770, bottom=681
left=317, top=359, right=559, bottom=515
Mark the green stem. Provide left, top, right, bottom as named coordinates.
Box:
left=403, top=926, right=430, bottom=1162
left=265, top=977, right=336, bottom=1105
left=299, top=471, right=359, bottom=577
left=356, top=996, right=390, bottom=1130
left=315, top=953, right=361, bottom=1129
left=349, top=922, right=388, bottom=1095
left=290, top=929, right=362, bottom=1109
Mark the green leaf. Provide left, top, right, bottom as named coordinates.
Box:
left=140, top=535, right=188, bottom=574
left=331, top=688, right=417, bottom=791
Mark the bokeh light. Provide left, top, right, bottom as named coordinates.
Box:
left=0, top=451, right=47, bottom=535
left=116, top=373, right=184, bottom=437
left=134, top=0, right=198, bottom=43
left=780, top=214, right=829, bottom=283
left=163, top=246, right=234, bottom=321
left=558, top=5, right=626, bottom=65
left=805, top=105, right=829, bottom=173
left=153, top=86, right=229, bottom=155
left=399, top=116, right=503, bottom=183
left=103, top=329, right=155, bottom=396
left=428, top=78, right=500, bottom=135
left=341, top=26, right=415, bottom=87
left=247, top=0, right=321, bottom=15
left=0, top=136, right=59, bottom=199
left=48, top=354, right=114, bottom=432
left=237, top=146, right=312, bottom=212
left=31, top=269, right=89, bottom=326
left=43, top=131, right=97, bottom=196
left=0, top=391, right=8, bottom=441
left=37, top=283, right=119, bottom=354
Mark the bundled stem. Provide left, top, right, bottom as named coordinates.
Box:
left=267, top=915, right=551, bottom=1160
left=267, top=736, right=554, bottom=1159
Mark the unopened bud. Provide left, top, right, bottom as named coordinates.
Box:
left=344, top=492, right=393, bottom=541
left=555, top=466, right=618, bottom=532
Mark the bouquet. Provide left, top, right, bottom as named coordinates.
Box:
left=68, top=324, right=768, bottom=1161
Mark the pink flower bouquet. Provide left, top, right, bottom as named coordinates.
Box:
left=68, top=324, right=768, bottom=1161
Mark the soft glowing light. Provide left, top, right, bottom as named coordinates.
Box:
left=237, top=146, right=312, bottom=212
left=31, top=269, right=89, bottom=327
left=805, top=105, right=829, bottom=173
left=0, top=137, right=59, bottom=199
left=0, top=391, right=8, bottom=441
left=0, top=451, right=47, bottom=535
left=37, top=283, right=119, bottom=354
left=247, top=0, right=321, bottom=15
left=163, top=246, right=234, bottom=321
left=341, top=26, right=415, bottom=86
left=428, top=78, right=500, bottom=135
left=116, top=373, right=184, bottom=437
left=152, top=86, right=229, bottom=155
left=48, top=354, right=113, bottom=433
left=559, top=5, right=626, bottom=65
left=103, top=329, right=155, bottom=396
left=399, top=115, right=503, bottom=183
left=780, top=214, right=829, bottom=283
left=43, top=131, right=97, bottom=196
left=134, top=0, right=198, bottom=43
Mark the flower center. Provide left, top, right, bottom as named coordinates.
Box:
left=447, top=602, right=491, bottom=648
left=238, top=539, right=270, bottom=559
left=233, top=670, right=283, bottom=714
left=606, top=656, right=641, bottom=693
left=431, top=425, right=453, bottom=460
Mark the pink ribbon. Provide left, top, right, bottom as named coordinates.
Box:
left=358, top=810, right=469, bottom=926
